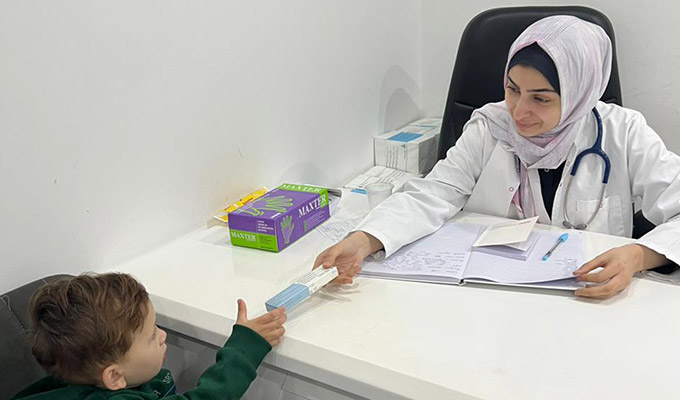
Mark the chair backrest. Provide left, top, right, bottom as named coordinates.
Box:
left=0, top=275, right=72, bottom=399
left=437, top=6, right=622, bottom=159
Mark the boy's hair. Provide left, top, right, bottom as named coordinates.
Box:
left=29, top=273, right=149, bottom=385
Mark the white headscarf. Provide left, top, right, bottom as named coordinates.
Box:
left=467, top=15, right=613, bottom=217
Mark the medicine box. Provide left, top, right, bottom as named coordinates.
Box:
left=374, top=118, right=442, bottom=175
left=265, top=267, right=338, bottom=311
left=228, top=183, right=330, bottom=252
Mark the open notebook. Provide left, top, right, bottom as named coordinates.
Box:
left=359, top=222, right=584, bottom=291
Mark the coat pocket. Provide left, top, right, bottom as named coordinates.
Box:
left=569, top=195, right=625, bottom=236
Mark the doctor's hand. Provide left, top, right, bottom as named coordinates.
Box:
left=573, top=244, right=668, bottom=299
left=313, top=231, right=384, bottom=284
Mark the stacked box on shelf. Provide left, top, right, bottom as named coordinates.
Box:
left=374, top=118, right=442, bottom=175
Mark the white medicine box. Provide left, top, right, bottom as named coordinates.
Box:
left=374, top=118, right=442, bottom=175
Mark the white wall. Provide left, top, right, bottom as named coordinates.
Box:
left=0, top=0, right=422, bottom=293
left=3, top=1, right=678, bottom=294
left=421, top=0, right=680, bottom=153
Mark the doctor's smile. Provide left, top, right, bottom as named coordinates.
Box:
left=513, top=119, right=538, bottom=131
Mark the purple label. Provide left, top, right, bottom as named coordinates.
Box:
left=232, top=189, right=317, bottom=219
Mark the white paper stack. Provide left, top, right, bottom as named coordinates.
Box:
left=472, top=231, right=540, bottom=261
left=471, top=217, right=540, bottom=261
left=344, top=166, right=420, bottom=193
left=374, top=118, right=442, bottom=175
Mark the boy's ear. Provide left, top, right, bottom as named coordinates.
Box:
left=101, top=364, right=127, bottom=391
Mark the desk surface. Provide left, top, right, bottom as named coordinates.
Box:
left=107, top=191, right=680, bottom=400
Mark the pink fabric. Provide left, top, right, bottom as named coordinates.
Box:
left=511, top=135, right=559, bottom=217
left=467, top=16, right=612, bottom=218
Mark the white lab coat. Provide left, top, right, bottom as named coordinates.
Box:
left=356, top=102, right=680, bottom=265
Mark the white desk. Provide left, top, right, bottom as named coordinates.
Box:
left=107, top=191, right=680, bottom=399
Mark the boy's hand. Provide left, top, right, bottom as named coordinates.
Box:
left=235, top=299, right=286, bottom=347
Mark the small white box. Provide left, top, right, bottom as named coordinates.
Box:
left=374, top=118, right=442, bottom=175
left=265, top=267, right=338, bottom=312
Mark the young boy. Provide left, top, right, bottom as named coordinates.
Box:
left=11, top=272, right=286, bottom=399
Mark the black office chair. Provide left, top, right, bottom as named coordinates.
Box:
left=0, top=275, right=72, bottom=399
left=437, top=6, right=669, bottom=246
left=438, top=6, right=621, bottom=159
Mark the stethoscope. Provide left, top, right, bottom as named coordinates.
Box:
left=561, top=108, right=611, bottom=230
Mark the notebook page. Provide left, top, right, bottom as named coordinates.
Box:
left=463, top=231, right=584, bottom=284
left=360, top=222, right=481, bottom=282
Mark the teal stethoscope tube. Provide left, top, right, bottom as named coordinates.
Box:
left=562, top=108, right=611, bottom=230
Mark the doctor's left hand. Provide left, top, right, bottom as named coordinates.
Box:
left=572, top=244, right=666, bottom=299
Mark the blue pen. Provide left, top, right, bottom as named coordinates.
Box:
left=542, top=233, right=569, bottom=261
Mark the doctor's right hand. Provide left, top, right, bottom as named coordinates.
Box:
left=313, top=231, right=384, bottom=284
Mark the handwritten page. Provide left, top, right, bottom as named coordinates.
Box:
left=361, top=250, right=470, bottom=282
left=359, top=222, right=481, bottom=283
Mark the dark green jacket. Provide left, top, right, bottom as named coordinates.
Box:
left=12, top=325, right=271, bottom=400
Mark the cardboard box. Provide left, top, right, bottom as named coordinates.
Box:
left=228, top=184, right=330, bottom=252
left=374, top=118, right=442, bottom=175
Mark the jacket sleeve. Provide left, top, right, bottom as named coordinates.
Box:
left=626, top=112, right=680, bottom=265
left=355, top=119, right=492, bottom=257
left=166, top=324, right=271, bottom=400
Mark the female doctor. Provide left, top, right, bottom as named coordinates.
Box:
left=314, top=15, right=680, bottom=299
